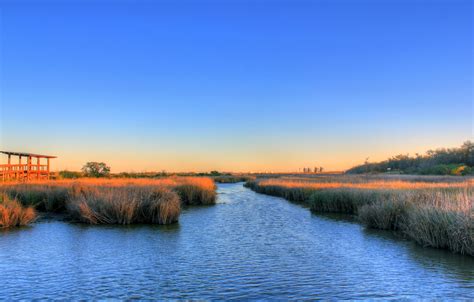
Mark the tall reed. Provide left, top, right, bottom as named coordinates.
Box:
left=67, top=185, right=180, bottom=225
left=173, top=178, right=217, bottom=205
left=0, top=194, right=36, bottom=228
left=1, top=183, right=69, bottom=212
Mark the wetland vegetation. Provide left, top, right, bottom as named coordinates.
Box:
left=245, top=175, right=473, bottom=256
left=0, top=177, right=216, bottom=226
left=0, top=194, right=36, bottom=229
left=1, top=182, right=472, bottom=300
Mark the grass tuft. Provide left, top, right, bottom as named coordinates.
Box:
left=67, top=185, right=180, bottom=225
left=0, top=194, right=36, bottom=228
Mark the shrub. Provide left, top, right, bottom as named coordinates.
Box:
left=463, top=166, right=474, bottom=175
left=59, top=170, right=83, bottom=179
left=419, top=164, right=467, bottom=176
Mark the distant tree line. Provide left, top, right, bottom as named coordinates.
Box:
left=58, top=165, right=231, bottom=179
left=346, top=141, right=474, bottom=176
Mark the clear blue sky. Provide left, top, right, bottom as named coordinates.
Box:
left=0, top=0, right=472, bottom=172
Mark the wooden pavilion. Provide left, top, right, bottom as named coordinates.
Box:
left=0, top=151, right=57, bottom=181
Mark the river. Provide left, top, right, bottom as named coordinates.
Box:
left=0, top=183, right=472, bottom=299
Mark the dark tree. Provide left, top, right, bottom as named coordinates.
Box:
left=82, top=162, right=111, bottom=177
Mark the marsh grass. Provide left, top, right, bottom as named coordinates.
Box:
left=358, top=198, right=409, bottom=231
left=400, top=190, right=473, bottom=255
left=244, top=181, right=314, bottom=203
left=213, top=175, right=255, bottom=184
left=0, top=194, right=36, bottom=228
left=0, top=177, right=216, bottom=225
left=246, top=176, right=473, bottom=255
left=173, top=181, right=217, bottom=205
left=1, top=184, right=69, bottom=212
left=67, top=185, right=180, bottom=225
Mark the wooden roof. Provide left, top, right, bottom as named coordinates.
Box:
left=0, top=151, right=57, bottom=158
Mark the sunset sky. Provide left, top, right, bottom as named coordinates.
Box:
left=0, top=0, right=472, bottom=172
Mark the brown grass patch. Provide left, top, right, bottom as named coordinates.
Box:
left=0, top=194, right=36, bottom=228
left=0, top=177, right=217, bottom=225
left=67, top=185, right=180, bottom=225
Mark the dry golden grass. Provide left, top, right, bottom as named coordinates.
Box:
left=0, top=177, right=217, bottom=225
left=68, top=185, right=180, bottom=225
left=257, top=177, right=473, bottom=190
left=8, top=176, right=215, bottom=189
left=0, top=194, right=36, bottom=228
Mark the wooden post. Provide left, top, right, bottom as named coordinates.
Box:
left=27, top=156, right=31, bottom=180
left=37, top=157, right=40, bottom=179
left=19, top=156, right=22, bottom=180
left=47, top=158, right=50, bottom=180
left=7, top=154, right=11, bottom=180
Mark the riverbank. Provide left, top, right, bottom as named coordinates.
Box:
left=245, top=175, right=473, bottom=256
left=1, top=182, right=472, bottom=300
left=0, top=177, right=217, bottom=226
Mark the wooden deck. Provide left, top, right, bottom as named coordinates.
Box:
left=0, top=151, right=56, bottom=182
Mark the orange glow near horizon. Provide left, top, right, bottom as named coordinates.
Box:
left=0, top=139, right=469, bottom=173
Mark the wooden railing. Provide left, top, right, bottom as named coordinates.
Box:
left=0, top=164, right=50, bottom=181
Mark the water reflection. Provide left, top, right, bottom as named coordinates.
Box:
left=0, top=183, right=472, bottom=300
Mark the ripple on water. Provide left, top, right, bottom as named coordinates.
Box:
left=0, top=183, right=473, bottom=300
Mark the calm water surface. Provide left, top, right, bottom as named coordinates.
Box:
left=0, top=183, right=473, bottom=299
